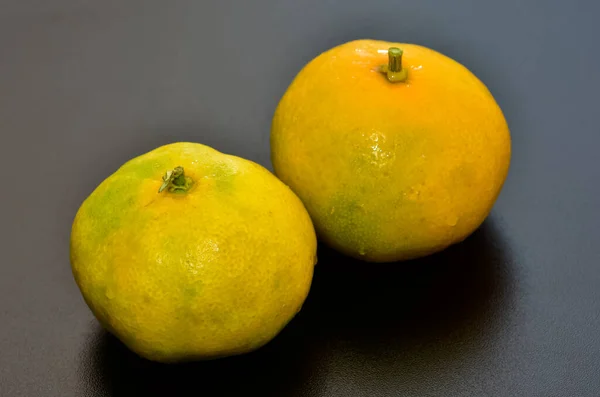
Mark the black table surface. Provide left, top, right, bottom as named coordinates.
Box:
left=2, top=1, right=599, bottom=396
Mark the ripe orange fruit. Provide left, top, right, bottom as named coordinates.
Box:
left=271, top=40, right=511, bottom=262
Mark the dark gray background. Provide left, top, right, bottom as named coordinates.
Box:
left=1, top=0, right=599, bottom=396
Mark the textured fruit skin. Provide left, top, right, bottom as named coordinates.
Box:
left=271, top=40, right=511, bottom=262
left=70, top=142, right=317, bottom=363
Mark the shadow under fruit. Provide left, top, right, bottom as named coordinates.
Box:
left=79, top=216, right=515, bottom=397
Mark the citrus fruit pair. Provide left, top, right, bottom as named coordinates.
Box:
left=70, top=39, right=510, bottom=362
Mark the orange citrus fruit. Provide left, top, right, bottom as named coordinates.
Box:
left=271, top=40, right=511, bottom=262
left=70, top=142, right=317, bottom=362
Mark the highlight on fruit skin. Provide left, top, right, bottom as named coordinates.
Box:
left=271, top=39, right=511, bottom=263
left=70, top=142, right=317, bottom=363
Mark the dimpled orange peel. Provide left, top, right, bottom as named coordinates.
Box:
left=70, top=142, right=317, bottom=362
left=271, top=39, right=511, bottom=262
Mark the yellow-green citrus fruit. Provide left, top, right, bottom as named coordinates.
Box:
left=70, top=142, right=317, bottom=362
left=271, top=39, right=511, bottom=262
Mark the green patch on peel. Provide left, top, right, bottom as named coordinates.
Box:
left=77, top=155, right=174, bottom=247
left=80, top=174, right=141, bottom=245
left=183, top=284, right=202, bottom=299
left=119, top=156, right=169, bottom=180
left=208, top=161, right=237, bottom=192
left=323, top=194, right=382, bottom=257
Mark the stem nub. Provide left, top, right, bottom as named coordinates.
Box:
left=158, top=166, right=194, bottom=193
left=381, top=47, right=408, bottom=83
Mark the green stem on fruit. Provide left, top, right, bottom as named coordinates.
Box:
left=158, top=166, right=194, bottom=193
left=380, top=47, right=408, bottom=83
